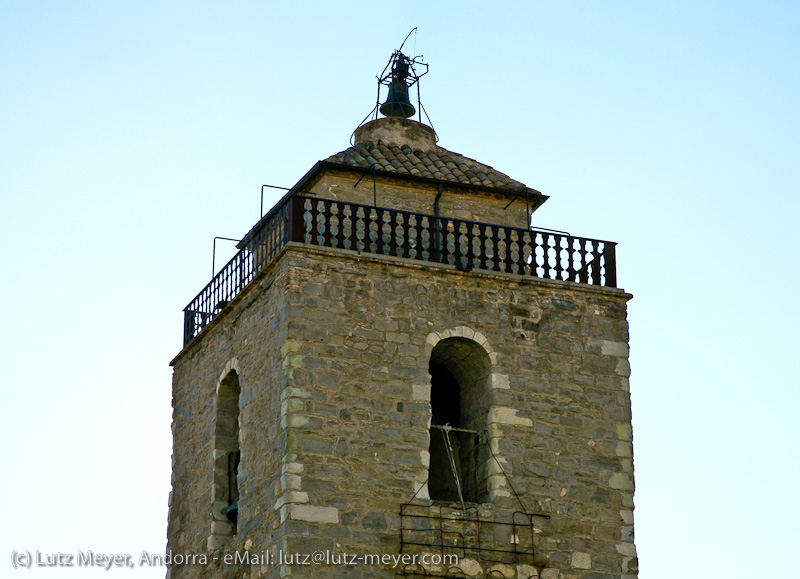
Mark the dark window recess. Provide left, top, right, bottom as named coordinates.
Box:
left=226, top=450, right=240, bottom=525
left=428, top=364, right=465, bottom=501
left=214, top=370, right=241, bottom=537
left=427, top=337, right=492, bottom=505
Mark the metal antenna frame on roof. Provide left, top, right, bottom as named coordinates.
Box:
left=351, top=30, right=438, bottom=145
left=374, top=49, right=428, bottom=121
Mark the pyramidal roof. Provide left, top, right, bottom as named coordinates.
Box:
left=324, top=118, right=530, bottom=193
left=239, top=118, right=544, bottom=249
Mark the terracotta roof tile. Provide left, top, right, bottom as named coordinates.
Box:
left=325, top=140, right=527, bottom=192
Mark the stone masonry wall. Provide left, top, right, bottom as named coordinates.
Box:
left=168, top=259, right=291, bottom=579
left=169, top=239, right=636, bottom=579
left=274, top=246, right=635, bottom=579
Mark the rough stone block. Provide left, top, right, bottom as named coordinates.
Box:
left=599, top=340, right=629, bottom=357
left=412, top=383, right=431, bottom=401
left=280, top=473, right=302, bottom=491
left=457, top=558, right=483, bottom=576
left=210, top=521, right=234, bottom=536
left=280, top=414, right=308, bottom=428
left=273, top=491, right=309, bottom=510
left=517, top=564, right=539, bottom=578
left=287, top=504, right=339, bottom=524
left=609, top=473, right=634, bottom=491
left=571, top=551, right=592, bottom=569
left=489, top=406, right=533, bottom=427
left=616, top=442, right=633, bottom=457
left=280, top=387, right=311, bottom=400
left=491, top=373, right=510, bottom=390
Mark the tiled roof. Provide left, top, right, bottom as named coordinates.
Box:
left=325, top=141, right=527, bottom=192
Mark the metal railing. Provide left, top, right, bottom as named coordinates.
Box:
left=183, top=194, right=618, bottom=346
left=182, top=197, right=292, bottom=346
left=399, top=502, right=549, bottom=567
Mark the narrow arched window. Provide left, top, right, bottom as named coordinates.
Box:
left=211, top=370, right=241, bottom=541
left=428, top=337, right=492, bottom=504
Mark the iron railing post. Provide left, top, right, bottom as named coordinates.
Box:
left=433, top=215, right=442, bottom=263
left=183, top=309, right=193, bottom=346
left=288, top=195, right=305, bottom=243
left=603, top=242, right=617, bottom=288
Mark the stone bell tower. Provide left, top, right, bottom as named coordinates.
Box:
left=167, top=51, right=636, bottom=579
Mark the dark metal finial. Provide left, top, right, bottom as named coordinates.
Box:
left=376, top=48, right=428, bottom=120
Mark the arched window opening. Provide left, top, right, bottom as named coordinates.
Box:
left=213, top=370, right=241, bottom=537
left=429, top=364, right=463, bottom=502
left=428, top=337, right=492, bottom=504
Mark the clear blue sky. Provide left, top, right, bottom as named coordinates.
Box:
left=2, top=2, right=798, bottom=577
